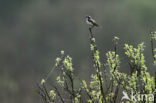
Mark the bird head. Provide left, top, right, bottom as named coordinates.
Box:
left=85, top=15, right=91, bottom=19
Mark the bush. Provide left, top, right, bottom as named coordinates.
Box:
left=38, top=27, right=156, bottom=103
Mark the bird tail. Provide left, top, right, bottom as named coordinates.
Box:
left=93, top=23, right=99, bottom=27
left=94, top=23, right=103, bottom=28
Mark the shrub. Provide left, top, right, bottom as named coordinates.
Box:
left=38, top=27, right=156, bottom=103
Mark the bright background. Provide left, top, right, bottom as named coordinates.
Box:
left=0, top=0, right=156, bottom=103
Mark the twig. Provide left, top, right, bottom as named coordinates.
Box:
left=88, top=27, right=105, bottom=103
left=54, top=86, right=65, bottom=103
left=149, top=32, right=155, bottom=61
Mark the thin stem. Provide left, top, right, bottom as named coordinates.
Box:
left=54, top=86, right=65, bottom=103
left=88, top=27, right=105, bottom=103
left=37, top=84, right=51, bottom=103
left=150, top=34, right=155, bottom=61
left=154, top=71, right=156, bottom=103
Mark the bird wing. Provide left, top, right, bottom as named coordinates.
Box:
left=88, top=18, right=96, bottom=23
left=89, top=19, right=99, bottom=27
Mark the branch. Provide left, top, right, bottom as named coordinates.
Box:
left=88, top=27, right=105, bottom=103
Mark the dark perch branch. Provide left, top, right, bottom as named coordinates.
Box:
left=88, top=27, right=105, bottom=103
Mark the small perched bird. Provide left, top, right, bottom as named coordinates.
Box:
left=85, top=15, right=99, bottom=28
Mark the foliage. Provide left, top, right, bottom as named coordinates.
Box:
left=38, top=28, right=156, bottom=103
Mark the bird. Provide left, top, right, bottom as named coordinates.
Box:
left=85, top=15, right=99, bottom=28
